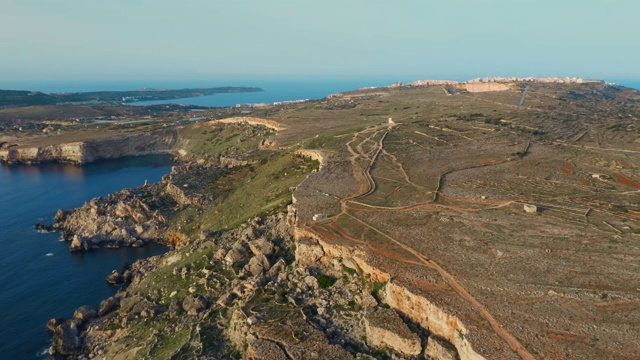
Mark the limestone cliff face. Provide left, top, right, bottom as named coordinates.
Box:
left=0, top=142, right=85, bottom=164
left=215, top=117, right=284, bottom=131
left=459, top=82, right=512, bottom=93
left=0, top=129, right=178, bottom=165
left=293, top=228, right=485, bottom=360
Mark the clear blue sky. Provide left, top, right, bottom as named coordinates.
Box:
left=1, top=0, right=638, bottom=82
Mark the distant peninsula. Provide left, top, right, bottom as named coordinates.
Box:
left=0, top=86, right=263, bottom=108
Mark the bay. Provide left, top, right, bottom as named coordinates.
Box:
left=0, top=155, right=175, bottom=359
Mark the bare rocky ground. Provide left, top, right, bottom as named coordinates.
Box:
left=13, top=79, right=640, bottom=359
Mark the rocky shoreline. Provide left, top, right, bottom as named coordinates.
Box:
left=40, top=163, right=469, bottom=358
left=36, top=162, right=224, bottom=252
left=46, top=210, right=463, bottom=359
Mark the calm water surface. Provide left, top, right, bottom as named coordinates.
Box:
left=0, top=155, right=175, bottom=359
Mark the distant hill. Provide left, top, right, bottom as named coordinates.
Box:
left=0, top=86, right=263, bottom=108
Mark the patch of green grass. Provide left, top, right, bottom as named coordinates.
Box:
left=343, top=266, right=357, bottom=275
left=148, top=327, right=191, bottom=358
left=316, top=274, right=336, bottom=288
left=371, top=281, right=387, bottom=301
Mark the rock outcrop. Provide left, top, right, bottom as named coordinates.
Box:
left=364, top=307, right=422, bottom=356
left=0, top=129, right=178, bottom=165
left=459, top=82, right=512, bottom=93
left=292, top=230, right=484, bottom=360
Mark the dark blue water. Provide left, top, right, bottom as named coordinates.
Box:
left=0, top=155, right=174, bottom=359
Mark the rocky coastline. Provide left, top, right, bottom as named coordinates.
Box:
left=47, top=210, right=465, bottom=360
left=38, top=162, right=224, bottom=252
left=0, top=129, right=179, bottom=165
left=39, top=119, right=482, bottom=360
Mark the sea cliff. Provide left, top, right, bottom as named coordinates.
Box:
left=0, top=129, right=178, bottom=165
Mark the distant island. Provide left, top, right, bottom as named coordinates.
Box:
left=0, top=86, right=263, bottom=108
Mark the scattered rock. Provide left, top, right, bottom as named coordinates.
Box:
left=105, top=270, right=124, bottom=285
left=244, top=254, right=271, bottom=277
left=73, top=306, right=97, bottom=324
left=248, top=237, right=274, bottom=257
left=97, top=297, right=119, bottom=317
left=247, top=315, right=260, bottom=325
left=47, top=318, right=64, bottom=332
left=168, top=300, right=183, bottom=318
left=217, top=292, right=236, bottom=308
left=182, top=294, right=208, bottom=315
left=247, top=339, right=288, bottom=360
left=224, top=241, right=251, bottom=266
left=50, top=319, right=81, bottom=355
left=118, top=296, right=155, bottom=317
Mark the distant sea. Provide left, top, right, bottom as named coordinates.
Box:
left=612, top=79, right=640, bottom=91
left=0, top=79, right=423, bottom=108
left=0, top=78, right=638, bottom=108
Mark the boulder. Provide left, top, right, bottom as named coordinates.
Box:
left=217, top=292, right=237, bottom=308
left=118, top=296, right=154, bottom=317
left=199, top=230, right=214, bottom=240
left=182, top=294, right=208, bottom=315
left=98, top=297, right=119, bottom=317
left=247, top=315, right=260, bottom=325
left=266, top=258, right=287, bottom=278
left=47, top=317, right=64, bottom=332
left=241, top=227, right=259, bottom=240
left=35, top=222, right=54, bottom=232
left=224, top=241, right=251, bottom=266
left=168, top=300, right=183, bottom=318
left=106, top=270, right=123, bottom=285
left=73, top=306, right=97, bottom=323
left=70, top=235, right=87, bottom=251
left=51, top=319, right=81, bottom=355
left=244, top=254, right=271, bottom=277
left=248, top=237, right=274, bottom=257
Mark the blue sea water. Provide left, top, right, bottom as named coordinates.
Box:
left=612, top=79, right=640, bottom=91
left=1, top=78, right=637, bottom=108
left=0, top=155, right=175, bottom=359
left=0, top=78, right=424, bottom=108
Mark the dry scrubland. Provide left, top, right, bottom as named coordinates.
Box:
left=281, top=83, right=640, bottom=359
left=10, top=81, right=640, bottom=359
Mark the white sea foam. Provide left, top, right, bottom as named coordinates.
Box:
left=45, top=253, right=54, bottom=257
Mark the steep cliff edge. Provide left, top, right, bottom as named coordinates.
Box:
left=0, top=129, right=178, bottom=165
left=293, top=227, right=487, bottom=360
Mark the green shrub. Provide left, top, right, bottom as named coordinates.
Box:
left=316, top=274, right=335, bottom=288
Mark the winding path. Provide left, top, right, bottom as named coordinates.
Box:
left=312, top=122, right=536, bottom=360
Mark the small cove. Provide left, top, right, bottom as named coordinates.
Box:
left=0, top=155, right=175, bottom=358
